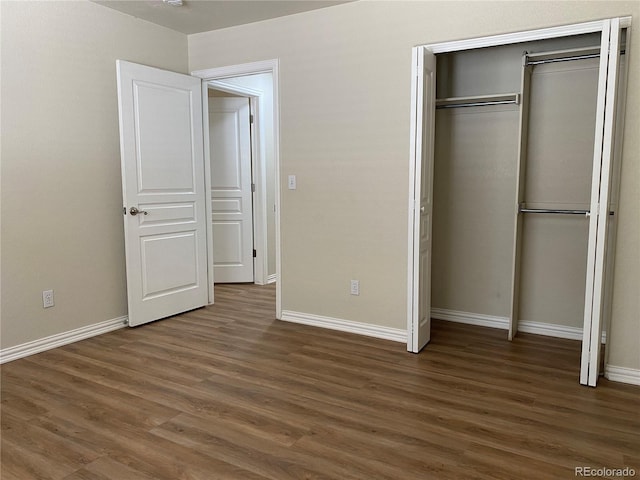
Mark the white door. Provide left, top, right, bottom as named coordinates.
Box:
left=116, top=60, right=209, bottom=327
left=209, top=97, right=254, bottom=283
left=408, top=47, right=436, bottom=353
left=581, top=18, right=622, bottom=387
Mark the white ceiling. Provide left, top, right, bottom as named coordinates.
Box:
left=92, top=0, right=353, bottom=35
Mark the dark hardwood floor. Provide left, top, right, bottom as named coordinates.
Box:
left=2, top=283, right=639, bottom=479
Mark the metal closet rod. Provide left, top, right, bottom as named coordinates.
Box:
left=519, top=206, right=615, bottom=216
left=435, top=93, right=520, bottom=110
left=525, top=49, right=626, bottom=66
left=436, top=99, right=517, bottom=109
left=520, top=207, right=589, bottom=215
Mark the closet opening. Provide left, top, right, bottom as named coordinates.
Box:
left=407, top=18, right=630, bottom=387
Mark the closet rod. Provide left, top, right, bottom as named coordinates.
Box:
left=525, top=49, right=625, bottom=66
left=435, top=99, right=517, bottom=110
left=520, top=207, right=589, bottom=215
left=519, top=207, right=615, bottom=216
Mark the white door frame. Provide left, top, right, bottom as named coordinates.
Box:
left=192, top=60, right=282, bottom=320
left=408, top=18, right=630, bottom=382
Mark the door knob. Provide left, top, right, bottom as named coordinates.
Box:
left=129, top=206, right=148, bottom=216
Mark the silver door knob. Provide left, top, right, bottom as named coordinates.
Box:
left=129, top=206, right=148, bottom=216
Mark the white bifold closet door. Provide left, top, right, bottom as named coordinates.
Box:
left=580, top=18, right=623, bottom=386
left=408, top=47, right=436, bottom=353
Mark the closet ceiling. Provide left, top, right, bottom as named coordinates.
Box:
left=92, top=0, right=353, bottom=34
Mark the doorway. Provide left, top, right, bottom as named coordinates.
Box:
left=407, top=18, right=629, bottom=386
left=192, top=60, right=282, bottom=319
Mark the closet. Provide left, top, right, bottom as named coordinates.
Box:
left=408, top=18, right=629, bottom=387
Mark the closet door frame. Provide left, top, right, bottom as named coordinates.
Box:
left=407, top=17, right=631, bottom=384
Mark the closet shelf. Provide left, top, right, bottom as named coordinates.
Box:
left=435, top=93, right=520, bottom=110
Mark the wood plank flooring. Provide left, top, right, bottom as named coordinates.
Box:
left=2, top=283, right=639, bottom=479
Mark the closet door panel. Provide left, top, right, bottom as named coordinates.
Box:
left=432, top=106, right=519, bottom=317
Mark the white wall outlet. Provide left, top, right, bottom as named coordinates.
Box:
left=350, top=279, right=360, bottom=296
left=43, top=289, right=55, bottom=308
left=288, top=174, right=297, bottom=190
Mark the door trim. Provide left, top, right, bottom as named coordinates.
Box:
left=192, top=60, right=282, bottom=319
left=421, top=17, right=631, bottom=53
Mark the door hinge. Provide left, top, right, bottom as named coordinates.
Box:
left=251, top=183, right=256, bottom=193
left=250, top=114, right=254, bottom=124
left=123, top=207, right=126, bottom=215
left=253, top=249, right=257, bottom=258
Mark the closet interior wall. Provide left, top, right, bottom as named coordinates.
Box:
left=519, top=53, right=599, bottom=332
left=431, top=32, right=609, bottom=337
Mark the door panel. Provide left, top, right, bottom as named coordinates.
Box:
left=409, top=47, right=436, bottom=353
left=213, top=222, right=244, bottom=263
left=135, top=84, right=196, bottom=191
left=209, top=97, right=254, bottom=283
left=581, top=18, right=622, bottom=386
left=117, top=60, right=208, bottom=327
left=141, top=232, right=199, bottom=298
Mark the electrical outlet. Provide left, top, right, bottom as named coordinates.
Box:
left=350, top=280, right=360, bottom=296
left=288, top=175, right=297, bottom=190
left=43, top=290, right=55, bottom=308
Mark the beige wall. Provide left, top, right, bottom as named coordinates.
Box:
left=189, top=1, right=640, bottom=370
left=0, top=1, right=187, bottom=348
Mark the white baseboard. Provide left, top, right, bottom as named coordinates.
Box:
left=267, top=274, right=277, bottom=284
left=431, top=308, right=606, bottom=342
left=605, top=365, right=640, bottom=386
left=280, top=310, right=406, bottom=343
left=518, top=320, right=585, bottom=341
left=0, top=316, right=127, bottom=364
left=431, top=308, right=507, bottom=330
